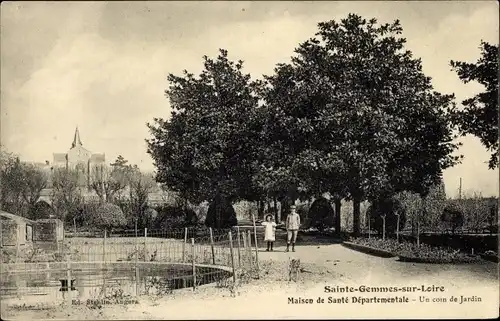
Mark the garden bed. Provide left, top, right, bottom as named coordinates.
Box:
left=348, top=237, right=482, bottom=264
left=479, top=251, right=499, bottom=263
left=341, top=241, right=396, bottom=258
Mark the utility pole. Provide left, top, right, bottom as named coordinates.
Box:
left=458, top=177, right=462, bottom=200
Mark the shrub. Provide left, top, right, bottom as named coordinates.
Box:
left=440, top=204, right=464, bottom=234
left=367, top=197, right=406, bottom=235
left=205, top=195, right=237, bottom=229
left=349, top=237, right=480, bottom=263
left=153, top=204, right=198, bottom=229
left=192, top=201, right=209, bottom=223
left=29, top=201, right=55, bottom=220
left=90, top=203, right=127, bottom=230
left=308, top=197, right=334, bottom=230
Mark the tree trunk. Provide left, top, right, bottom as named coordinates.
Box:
left=396, top=214, right=400, bottom=242
left=334, top=198, right=342, bottom=237
left=273, top=197, right=279, bottom=223
left=258, top=200, right=265, bottom=220
left=416, top=220, right=420, bottom=247
left=280, top=197, right=292, bottom=224
left=382, top=215, right=386, bottom=240
left=352, top=196, right=361, bottom=236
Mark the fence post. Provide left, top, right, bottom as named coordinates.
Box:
left=236, top=226, right=241, bottom=268
left=191, top=238, right=196, bottom=291
left=182, top=227, right=187, bottom=263
left=135, top=224, right=139, bottom=297
left=396, top=214, right=400, bottom=242
left=209, top=227, right=216, bottom=265
left=16, top=223, right=20, bottom=263
left=228, top=231, right=236, bottom=285
left=103, top=229, right=107, bottom=263
left=66, top=240, right=72, bottom=306
left=242, top=230, right=248, bottom=267
left=247, top=230, right=253, bottom=268
left=251, top=213, right=260, bottom=276
left=144, top=228, right=148, bottom=262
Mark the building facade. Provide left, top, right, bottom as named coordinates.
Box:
left=52, top=127, right=105, bottom=187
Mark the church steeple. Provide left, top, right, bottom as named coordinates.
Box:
left=71, top=126, right=83, bottom=148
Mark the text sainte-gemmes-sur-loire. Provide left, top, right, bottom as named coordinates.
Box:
left=288, top=285, right=448, bottom=305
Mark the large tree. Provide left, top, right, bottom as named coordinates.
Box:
left=90, top=163, right=130, bottom=203
left=0, top=150, right=49, bottom=218
left=261, top=14, right=460, bottom=235
left=147, top=49, right=261, bottom=206
left=51, top=167, right=83, bottom=222
left=128, top=167, right=156, bottom=229
left=451, top=41, right=499, bottom=169
left=21, top=164, right=49, bottom=219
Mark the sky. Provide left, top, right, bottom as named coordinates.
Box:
left=1, top=1, right=498, bottom=198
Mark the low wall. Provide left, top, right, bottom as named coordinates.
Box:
left=33, top=220, right=64, bottom=242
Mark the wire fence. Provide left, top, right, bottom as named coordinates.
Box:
left=0, top=225, right=261, bottom=309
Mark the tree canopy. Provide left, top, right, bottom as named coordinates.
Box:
left=450, top=41, right=499, bottom=169
left=147, top=49, right=261, bottom=204
left=147, top=14, right=462, bottom=236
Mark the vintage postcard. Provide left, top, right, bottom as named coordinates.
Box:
left=1, top=1, right=498, bottom=320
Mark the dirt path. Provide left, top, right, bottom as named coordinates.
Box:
left=3, top=243, right=498, bottom=320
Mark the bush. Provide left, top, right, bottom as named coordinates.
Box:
left=308, top=197, right=334, bottom=230
left=367, top=197, right=406, bottom=235
left=153, top=205, right=198, bottom=229
left=440, top=204, right=464, bottom=234
left=349, top=237, right=480, bottom=264
left=192, top=201, right=209, bottom=223
left=29, top=201, right=55, bottom=220
left=90, top=203, right=127, bottom=230
left=205, top=195, right=237, bottom=229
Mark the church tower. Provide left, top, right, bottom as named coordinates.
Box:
left=52, top=127, right=106, bottom=188
left=71, top=126, right=83, bottom=148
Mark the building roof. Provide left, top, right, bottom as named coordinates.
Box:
left=90, top=153, right=105, bottom=162
left=53, top=153, right=67, bottom=163
left=0, top=211, right=36, bottom=224
left=72, top=127, right=83, bottom=148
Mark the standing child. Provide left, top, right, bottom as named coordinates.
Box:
left=285, top=205, right=301, bottom=252
left=261, top=214, right=277, bottom=251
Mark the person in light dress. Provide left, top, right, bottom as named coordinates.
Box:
left=261, top=214, right=277, bottom=251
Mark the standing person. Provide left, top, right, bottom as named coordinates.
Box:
left=285, top=205, right=300, bottom=252
left=261, top=214, right=277, bottom=251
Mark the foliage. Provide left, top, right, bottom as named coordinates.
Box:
left=29, top=201, right=55, bottom=220
left=440, top=203, right=465, bottom=234
left=450, top=41, right=499, bottom=169
left=450, top=193, right=497, bottom=233
left=205, top=195, right=238, bottom=229
left=0, top=150, right=48, bottom=217
left=367, top=197, right=407, bottom=235
left=90, top=164, right=129, bottom=203
left=258, top=14, right=459, bottom=236
left=147, top=49, right=261, bottom=204
left=51, top=168, right=83, bottom=223
left=90, top=202, right=127, bottom=230
left=153, top=204, right=198, bottom=229
left=350, top=237, right=480, bottom=263
left=128, top=168, right=156, bottom=229
left=308, top=197, right=334, bottom=230
left=421, top=182, right=447, bottom=230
